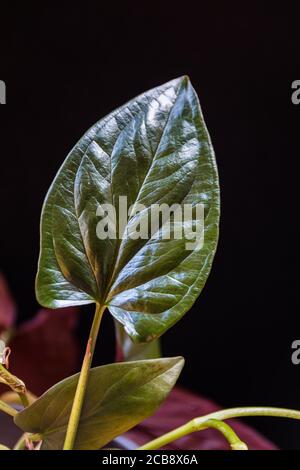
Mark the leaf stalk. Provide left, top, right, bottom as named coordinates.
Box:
left=63, top=303, right=105, bottom=450
left=0, top=398, right=17, bottom=417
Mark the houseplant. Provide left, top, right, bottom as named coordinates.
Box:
left=0, top=76, right=299, bottom=450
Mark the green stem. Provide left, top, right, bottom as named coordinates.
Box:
left=204, top=419, right=247, bottom=450
left=138, top=406, right=300, bottom=450
left=0, top=398, right=17, bottom=417
left=18, top=392, right=29, bottom=408
left=63, top=303, right=105, bottom=450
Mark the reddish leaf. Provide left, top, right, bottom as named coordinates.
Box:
left=0, top=273, right=16, bottom=332
left=5, top=307, right=80, bottom=396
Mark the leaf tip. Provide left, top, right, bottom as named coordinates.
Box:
left=181, top=74, right=190, bottom=84
left=167, top=355, right=185, bottom=376
left=171, top=75, right=190, bottom=89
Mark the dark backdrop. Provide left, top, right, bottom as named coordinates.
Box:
left=0, top=3, right=299, bottom=449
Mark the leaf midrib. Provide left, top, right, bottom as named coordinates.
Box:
left=102, top=81, right=186, bottom=304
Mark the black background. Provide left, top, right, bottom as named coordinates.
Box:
left=0, top=3, right=299, bottom=449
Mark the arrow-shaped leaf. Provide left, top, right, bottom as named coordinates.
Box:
left=36, top=76, right=219, bottom=341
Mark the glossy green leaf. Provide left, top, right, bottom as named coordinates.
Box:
left=36, top=76, right=220, bottom=341
left=14, top=357, right=184, bottom=450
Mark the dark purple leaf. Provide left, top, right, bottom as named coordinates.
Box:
left=0, top=273, right=16, bottom=332
left=8, top=307, right=79, bottom=395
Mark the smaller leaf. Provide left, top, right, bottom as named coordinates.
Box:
left=14, top=357, right=184, bottom=450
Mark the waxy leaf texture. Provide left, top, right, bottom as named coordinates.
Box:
left=36, top=77, right=220, bottom=341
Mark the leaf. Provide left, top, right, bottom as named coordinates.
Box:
left=14, top=357, right=184, bottom=450
left=9, top=307, right=79, bottom=395
left=115, top=321, right=161, bottom=362
left=0, top=273, right=16, bottom=332
left=36, top=76, right=220, bottom=342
